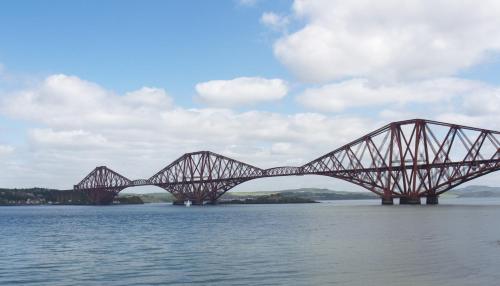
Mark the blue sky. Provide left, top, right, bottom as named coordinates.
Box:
left=0, top=1, right=290, bottom=100
left=0, top=0, right=499, bottom=191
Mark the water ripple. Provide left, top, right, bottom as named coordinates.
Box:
left=1, top=200, right=500, bottom=285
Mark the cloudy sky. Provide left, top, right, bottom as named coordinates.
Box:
left=0, top=0, right=499, bottom=192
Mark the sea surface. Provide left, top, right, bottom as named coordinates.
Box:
left=1, top=198, right=500, bottom=286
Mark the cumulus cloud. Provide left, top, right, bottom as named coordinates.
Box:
left=238, top=0, right=258, bottom=6
left=260, top=12, right=289, bottom=32
left=124, top=87, right=173, bottom=109
left=1, top=73, right=498, bottom=189
left=264, top=0, right=500, bottom=140
left=195, top=77, right=288, bottom=107
left=0, top=74, right=379, bottom=189
left=0, top=145, right=14, bottom=156
left=2, top=74, right=174, bottom=128
left=272, top=0, right=500, bottom=82
left=2, top=2, right=500, bottom=191
left=297, top=77, right=499, bottom=112
left=28, top=129, right=110, bottom=150
left=462, top=92, right=500, bottom=116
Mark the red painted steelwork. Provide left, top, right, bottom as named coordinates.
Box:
left=74, top=166, right=132, bottom=204
left=74, top=119, right=500, bottom=205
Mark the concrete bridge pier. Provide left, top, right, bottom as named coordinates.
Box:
left=85, top=189, right=118, bottom=205
left=381, top=197, right=394, bottom=205
left=426, top=195, right=439, bottom=205
left=399, top=196, right=422, bottom=205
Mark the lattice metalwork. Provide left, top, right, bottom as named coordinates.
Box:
left=148, top=151, right=263, bottom=203
left=74, top=166, right=132, bottom=204
left=302, top=119, right=500, bottom=204
left=264, top=166, right=303, bottom=177
left=74, top=119, right=500, bottom=205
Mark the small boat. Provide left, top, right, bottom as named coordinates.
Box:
left=184, top=200, right=192, bottom=207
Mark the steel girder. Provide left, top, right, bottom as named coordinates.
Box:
left=73, top=166, right=132, bottom=204
left=74, top=119, right=500, bottom=204
left=302, top=119, right=500, bottom=203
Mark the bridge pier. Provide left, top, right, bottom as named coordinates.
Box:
left=426, top=195, right=439, bottom=205
left=399, top=197, right=421, bottom=205
left=381, top=197, right=394, bottom=205
left=85, top=189, right=117, bottom=205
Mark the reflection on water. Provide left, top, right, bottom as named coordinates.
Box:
left=1, top=198, right=500, bottom=286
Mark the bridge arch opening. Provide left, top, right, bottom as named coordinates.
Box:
left=118, top=185, right=173, bottom=203
left=108, top=170, right=500, bottom=206
left=226, top=175, right=364, bottom=193
left=120, top=185, right=165, bottom=195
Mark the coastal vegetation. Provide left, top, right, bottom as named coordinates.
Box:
left=0, top=188, right=143, bottom=206
left=1, top=186, right=499, bottom=206
left=220, top=193, right=317, bottom=204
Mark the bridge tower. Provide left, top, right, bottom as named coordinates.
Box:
left=302, top=119, right=500, bottom=205
left=148, top=151, right=263, bottom=205
left=74, top=166, right=131, bottom=204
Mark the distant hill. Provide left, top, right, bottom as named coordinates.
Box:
left=226, top=186, right=500, bottom=200
left=122, top=188, right=379, bottom=202
left=0, top=187, right=97, bottom=205
left=221, top=193, right=318, bottom=204
left=2, top=185, right=499, bottom=206
left=448, top=185, right=500, bottom=198
left=0, top=188, right=144, bottom=205
left=221, top=188, right=378, bottom=201
left=119, top=192, right=173, bottom=203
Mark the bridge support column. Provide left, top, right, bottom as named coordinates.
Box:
left=85, top=189, right=117, bottom=205
left=399, top=196, right=421, bottom=205
left=381, top=197, right=394, bottom=205
left=426, top=195, right=439, bottom=205
left=381, top=188, right=393, bottom=205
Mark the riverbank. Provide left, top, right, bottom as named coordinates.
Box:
left=2, top=186, right=499, bottom=206
left=0, top=188, right=143, bottom=206
left=220, top=193, right=318, bottom=204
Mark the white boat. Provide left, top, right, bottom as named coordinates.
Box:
left=184, top=200, right=192, bottom=207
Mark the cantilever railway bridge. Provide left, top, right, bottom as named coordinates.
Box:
left=74, top=119, right=500, bottom=205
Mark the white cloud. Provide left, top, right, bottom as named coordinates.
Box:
left=270, top=142, right=293, bottom=155
left=260, top=12, right=289, bottom=32
left=462, top=92, right=500, bottom=115
left=0, top=74, right=380, bottom=189
left=0, top=145, right=14, bottom=156
left=297, top=77, right=498, bottom=112
left=1, top=74, right=174, bottom=129
left=195, top=77, right=288, bottom=107
left=1, top=73, right=498, bottom=189
left=238, top=0, right=258, bottom=7
left=28, top=129, right=109, bottom=150
left=124, top=87, right=173, bottom=110
left=272, top=0, right=500, bottom=82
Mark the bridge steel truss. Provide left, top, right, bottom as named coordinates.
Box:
left=74, top=119, right=500, bottom=205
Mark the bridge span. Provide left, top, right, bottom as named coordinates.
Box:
left=74, top=119, right=500, bottom=205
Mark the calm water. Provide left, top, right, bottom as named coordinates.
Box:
left=1, top=198, right=500, bottom=286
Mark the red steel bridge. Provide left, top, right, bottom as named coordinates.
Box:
left=74, top=119, right=500, bottom=205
